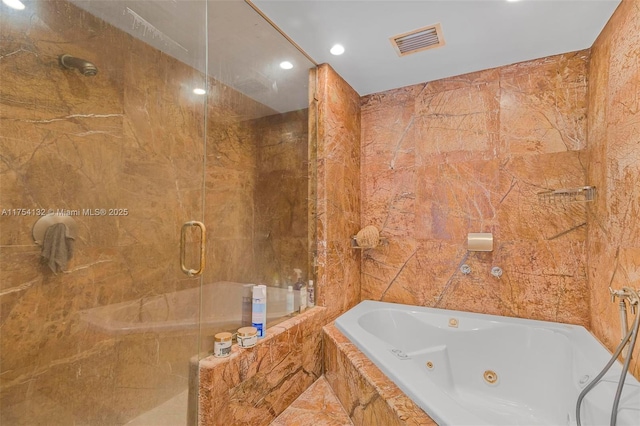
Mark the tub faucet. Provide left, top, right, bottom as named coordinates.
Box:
left=610, top=287, right=639, bottom=312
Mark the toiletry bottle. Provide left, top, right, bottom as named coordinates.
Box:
left=293, top=268, right=303, bottom=290
left=299, top=281, right=307, bottom=313
left=251, top=284, right=267, bottom=338
left=242, top=284, right=255, bottom=326
left=307, top=279, right=315, bottom=308
left=286, top=285, right=294, bottom=314
left=293, top=269, right=307, bottom=312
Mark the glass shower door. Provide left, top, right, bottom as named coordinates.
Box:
left=0, top=0, right=207, bottom=424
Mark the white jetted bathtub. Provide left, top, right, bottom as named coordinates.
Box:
left=335, top=300, right=640, bottom=426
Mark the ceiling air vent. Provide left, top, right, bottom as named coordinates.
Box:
left=390, top=23, right=445, bottom=57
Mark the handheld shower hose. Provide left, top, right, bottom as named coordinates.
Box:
left=576, top=287, right=640, bottom=426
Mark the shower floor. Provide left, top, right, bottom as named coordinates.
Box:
left=125, top=390, right=188, bottom=426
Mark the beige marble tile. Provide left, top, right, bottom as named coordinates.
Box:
left=315, top=64, right=362, bottom=322
left=198, top=307, right=326, bottom=426
left=360, top=50, right=590, bottom=329
left=253, top=110, right=309, bottom=284
left=414, top=71, right=500, bottom=165
left=499, top=51, right=589, bottom=155
left=1, top=1, right=314, bottom=424
left=323, top=324, right=436, bottom=426
left=587, top=0, right=640, bottom=379
left=270, top=376, right=353, bottom=426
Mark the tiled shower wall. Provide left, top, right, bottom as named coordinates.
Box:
left=196, top=63, right=361, bottom=426
left=252, top=110, right=309, bottom=285
left=314, top=64, right=362, bottom=321
left=360, top=51, right=591, bottom=326
left=0, top=0, right=310, bottom=423
left=1, top=2, right=205, bottom=423
left=204, top=105, right=309, bottom=286
left=587, top=0, right=640, bottom=379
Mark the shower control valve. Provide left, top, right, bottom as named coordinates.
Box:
left=610, top=287, right=617, bottom=303
left=610, top=287, right=626, bottom=302
left=609, top=287, right=640, bottom=306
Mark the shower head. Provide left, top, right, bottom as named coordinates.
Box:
left=59, top=54, right=98, bottom=77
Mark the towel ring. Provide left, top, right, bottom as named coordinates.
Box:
left=32, top=213, right=78, bottom=245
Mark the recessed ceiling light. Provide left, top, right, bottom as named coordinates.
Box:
left=193, top=88, right=206, bottom=95
left=279, top=61, right=293, bottom=70
left=330, top=44, right=345, bottom=56
left=506, top=0, right=521, bottom=2
left=2, top=0, right=26, bottom=10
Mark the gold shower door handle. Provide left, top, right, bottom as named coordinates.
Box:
left=180, top=221, right=206, bottom=277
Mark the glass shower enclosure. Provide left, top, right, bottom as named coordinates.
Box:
left=0, top=0, right=315, bottom=424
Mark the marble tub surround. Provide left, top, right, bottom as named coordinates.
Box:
left=314, top=64, right=362, bottom=322
left=198, top=307, right=325, bottom=426
left=323, top=323, right=436, bottom=426
left=360, top=51, right=590, bottom=326
left=587, top=0, right=640, bottom=379
left=270, top=376, right=353, bottom=426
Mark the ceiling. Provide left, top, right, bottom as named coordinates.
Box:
left=252, top=0, right=621, bottom=96
left=68, top=0, right=620, bottom=112
left=71, top=0, right=314, bottom=114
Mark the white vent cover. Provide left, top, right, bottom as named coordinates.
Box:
left=390, top=23, right=445, bottom=57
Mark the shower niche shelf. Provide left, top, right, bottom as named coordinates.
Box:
left=537, top=186, right=596, bottom=204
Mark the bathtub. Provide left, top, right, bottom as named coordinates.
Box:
left=335, top=300, right=640, bottom=426
left=80, top=281, right=297, bottom=334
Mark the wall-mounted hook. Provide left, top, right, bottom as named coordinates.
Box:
left=33, top=213, right=77, bottom=244
left=491, top=266, right=503, bottom=278
left=460, top=264, right=471, bottom=275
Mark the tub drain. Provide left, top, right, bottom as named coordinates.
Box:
left=425, top=361, right=434, bottom=370
left=483, top=370, right=498, bottom=384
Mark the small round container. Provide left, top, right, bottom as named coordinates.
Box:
left=237, top=326, right=258, bottom=348
left=213, top=332, right=232, bottom=358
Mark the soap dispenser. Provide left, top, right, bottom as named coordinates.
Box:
left=293, top=269, right=307, bottom=312
left=293, top=269, right=303, bottom=290
left=286, top=285, right=294, bottom=314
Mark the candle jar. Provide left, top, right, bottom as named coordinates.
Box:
left=237, top=326, right=258, bottom=348
left=213, top=332, right=232, bottom=357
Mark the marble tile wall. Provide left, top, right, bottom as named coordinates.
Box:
left=196, top=105, right=313, bottom=426
left=252, top=109, right=310, bottom=285
left=203, top=79, right=280, bottom=288
left=198, top=307, right=325, bottom=426
left=0, top=1, right=206, bottom=423
left=360, top=51, right=591, bottom=326
left=314, top=64, right=362, bottom=321
left=204, top=102, right=257, bottom=286
left=270, top=376, right=353, bottom=425
left=587, top=0, right=640, bottom=379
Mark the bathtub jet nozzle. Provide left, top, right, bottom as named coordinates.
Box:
left=59, top=54, right=98, bottom=77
